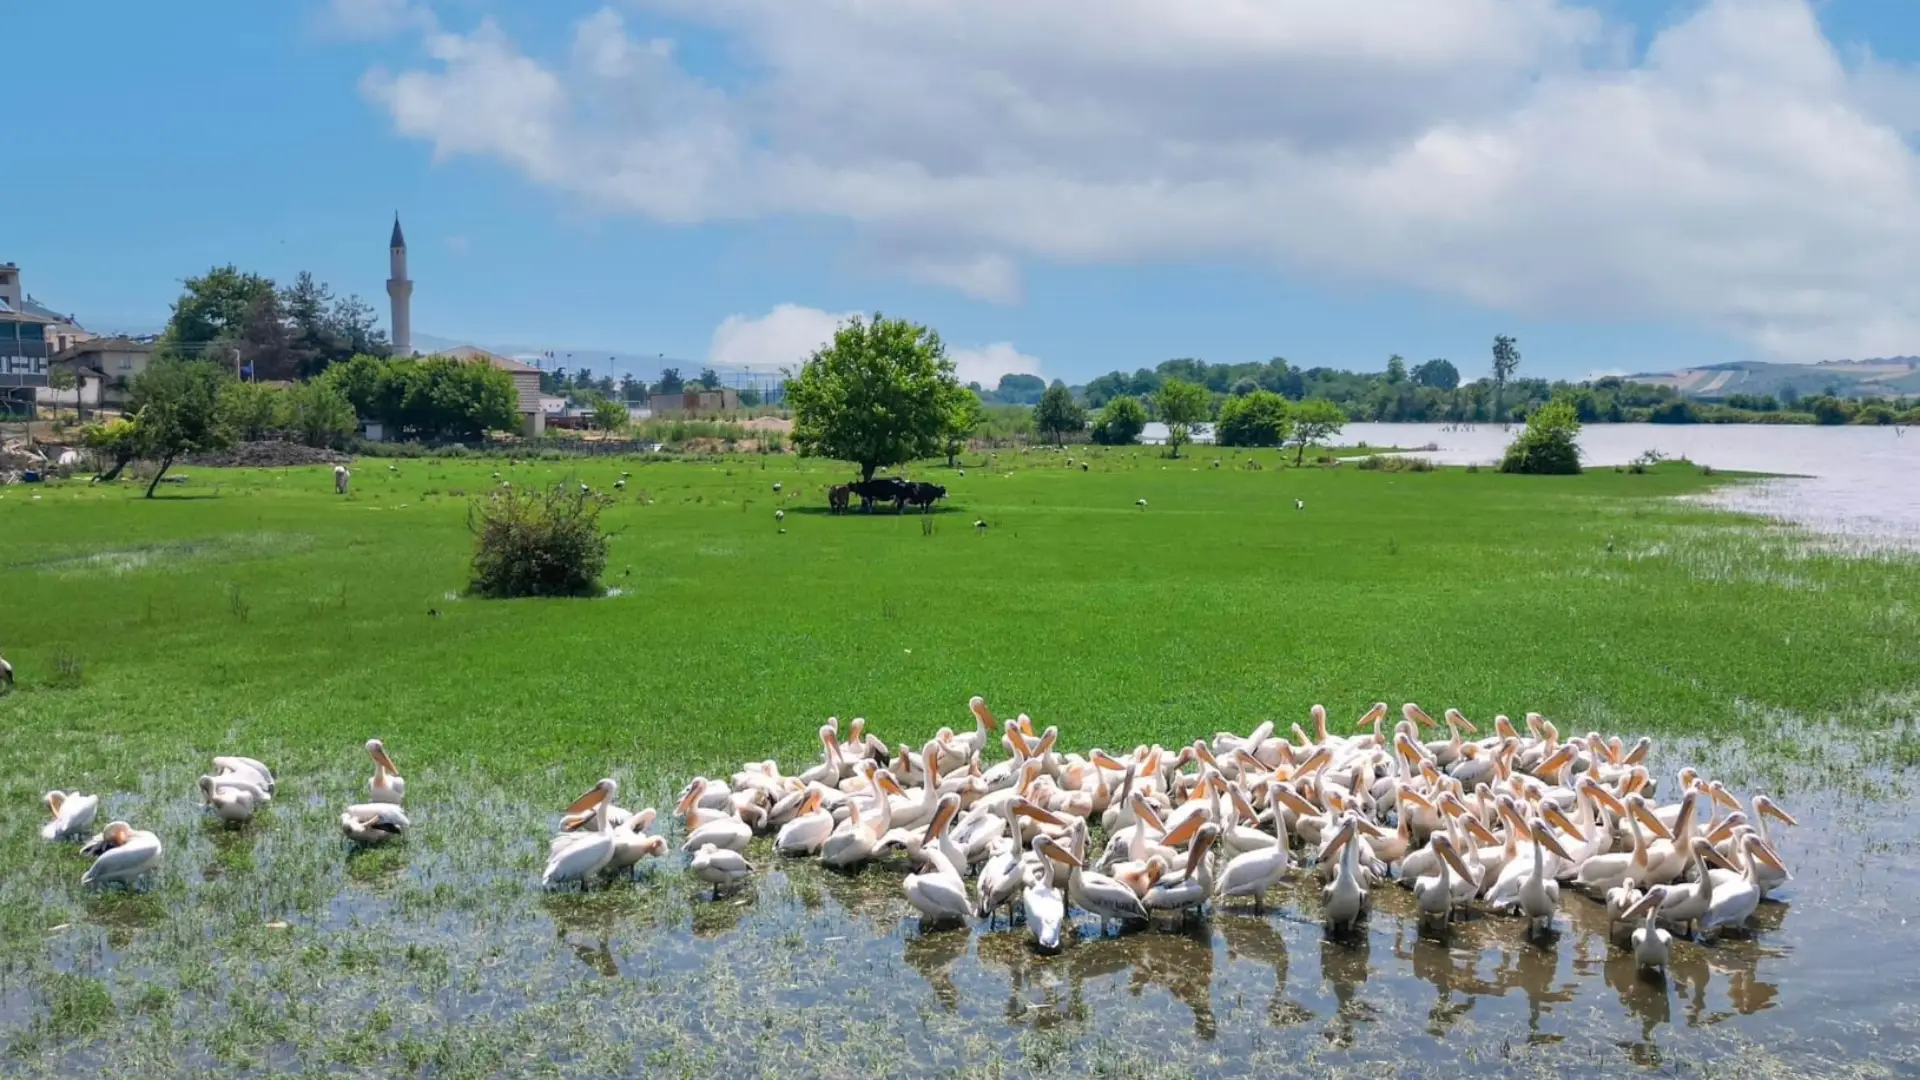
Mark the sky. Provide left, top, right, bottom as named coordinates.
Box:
left=8, top=0, right=1920, bottom=386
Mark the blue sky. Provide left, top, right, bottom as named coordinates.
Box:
left=9, top=1, right=1920, bottom=384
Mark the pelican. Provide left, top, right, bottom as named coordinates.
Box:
left=690, top=843, right=753, bottom=898
left=679, top=778, right=752, bottom=853
left=1576, top=794, right=1661, bottom=896
left=903, top=799, right=971, bottom=927
left=1022, top=835, right=1077, bottom=953
left=1697, top=834, right=1780, bottom=939
left=1321, top=814, right=1369, bottom=932
left=604, top=809, right=667, bottom=877
left=41, top=790, right=99, bottom=841
left=365, top=739, right=404, bottom=804
left=1411, top=833, right=1476, bottom=927
left=544, top=779, right=618, bottom=887
left=775, top=789, right=836, bottom=855
left=1215, top=784, right=1293, bottom=910
left=340, top=802, right=409, bottom=845
left=1627, top=886, right=1673, bottom=971
left=81, top=821, right=163, bottom=887
left=1654, top=838, right=1719, bottom=936
left=213, top=756, right=276, bottom=795
left=977, top=799, right=1060, bottom=922
left=1062, top=819, right=1149, bottom=934
left=198, top=775, right=261, bottom=823
left=1143, top=822, right=1221, bottom=920
left=1604, top=877, right=1643, bottom=939
left=821, top=788, right=888, bottom=869
left=1506, top=818, right=1574, bottom=934
left=942, top=696, right=1000, bottom=770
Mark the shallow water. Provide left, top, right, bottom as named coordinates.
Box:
left=4, top=734, right=1916, bottom=1079
left=1337, top=421, right=1920, bottom=550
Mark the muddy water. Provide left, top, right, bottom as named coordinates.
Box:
left=4, top=746, right=1916, bottom=1078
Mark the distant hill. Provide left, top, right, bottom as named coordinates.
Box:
left=1627, top=358, right=1920, bottom=400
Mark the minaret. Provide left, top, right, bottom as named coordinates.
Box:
left=386, top=213, right=413, bottom=356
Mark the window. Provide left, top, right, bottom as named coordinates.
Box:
left=119, top=355, right=134, bottom=371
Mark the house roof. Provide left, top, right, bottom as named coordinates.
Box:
left=436, top=344, right=540, bottom=373
left=20, top=296, right=79, bottom=325
left=53, top=336, right=153, bottom=361
left=0, top=298, right=54, bottom=324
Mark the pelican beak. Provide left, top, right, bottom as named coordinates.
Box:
left=1159, top=813, right=1205, bottom=848
left=1132, top=795, right=1166, bottom=833
left=1444, top=707, right=1477, bottom=734
left=1748, top=839, right=1789, bottom=873
left=1402, top=703, right=1436, bottom=728
left=930, top=797, right=961, bottom=838
left=1703, top=846, right=1739, bottom=873
left=1323, top=818, right=1356, bottom=856
left=1394, top=736, right=1424, bottom=767
left=1012, top=802, right=1067, bottom=827
left=1191, top=740, right=1220, bottom=770
left=1043, top=840, right=1084, bottom=869
left=368, top=742, right=398, bottom=774
left=1273, top=785, right=1319, bottom=816
left=45, top=791, right=63, bottom=815
left=1438, top=840, right=1474, bottom=880
left=1543, top=804, right=1580, bottom=838
left=1228, top=785, right=1259, bottom=825
left=1623, top=738, right=1651, bottom=765
left=1495, top=715, right=1518, bottom=739
left=1006, top=725, right=1032, bottom=758
left=1358, top=702, right=1388, bottom=730
left=1532, top=822, right=1574, bottom=861
left=1540, top=745, right=1577, bottom=774
left=676, top=780, right=703, bottom=814
left=566, top=783, right=608, bottom=815
left=1587, top=785, right=1628, bottom=817
left=969, top=696, right=998, bottom=731
left=1398, top=787, right=1436, bottom=813
left=1091, top=748, right=1123, bottom=770
left=1463, top=817, right=1500, bottom=847
left=1760, top=798, right=1799, bottom=827
left=1623, top=889, right=1665, bottom=920
left=1296, top=746, right=1332, bottom=775
left=1706, top=814, right=1743, bottom=844
left=1633, top=802, right=1673, bottom=839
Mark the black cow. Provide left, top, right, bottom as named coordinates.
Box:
left=904, top=481, right=947, bottom=513
left=849, top=476, right=913, bottom=513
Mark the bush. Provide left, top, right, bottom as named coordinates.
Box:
left=1499, top=401, right=1582, bottom=474
left=1356, top=454, right=1435, bottom=472
left=1215, top=390, right=1292, bottom=447
left=467, top=480, right=612, bottom=598
left=1090, top=396, right=1148, bottom=445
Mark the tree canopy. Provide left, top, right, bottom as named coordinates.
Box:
left=1499, top=399, right=1582, bottom=474
left=1091, top=395, right=1148, bottom=445
left=126, top=359, right=236, bottom=496
left=160, top=266, right=388, bottom=379
left=1152, top=378, right=1211, bottom=458
left=320, top=354, right=519, bottom=441
left=785, top=314, right=969, bottom=480
left=1287, top=398, right=1346, bottom=465
left=1034, top=380, right=1087, bottom=445
left=1215, top=390, right=1292, bottom=447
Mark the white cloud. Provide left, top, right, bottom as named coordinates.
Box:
left=355, top=1, right=1920, bottom=359
left=708, top=305, right=1044, bottom=383
left=317, top=0, right=435, bottom=40
left=950, top=343, right=1044, bottom=386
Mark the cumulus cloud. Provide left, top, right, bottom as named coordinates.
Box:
left=707, top=305, right=1045, bottom=383
left=354, top=0, right=1920, bottom=359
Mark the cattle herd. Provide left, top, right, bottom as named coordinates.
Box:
left=828, top=476, right=948, bottom=514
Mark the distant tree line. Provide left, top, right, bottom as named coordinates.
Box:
left=156, top=266, right=389, bottom=379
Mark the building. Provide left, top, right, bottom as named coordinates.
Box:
left=386, top=214, right=413, bottom=356
left=1, top=263, right=52, bottom=416
left=650, top=387, right=742, bottom=415
left=435, top=344, right=545, bottom=437
left=50, top=337, right=157, bottom=411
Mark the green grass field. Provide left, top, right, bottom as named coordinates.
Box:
left=2, top=447, right=1917, bottom=1077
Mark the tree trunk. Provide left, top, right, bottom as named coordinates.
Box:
left=861, top=462, right=876, bottom=482
left=144, top=454, right=173, bottom=499
left=95, top=453, right=132, bottom=483
left=1295, top=442, right=1306, bottom=466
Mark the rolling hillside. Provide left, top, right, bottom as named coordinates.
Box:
left=1628, top=358, right=1920, bottom=400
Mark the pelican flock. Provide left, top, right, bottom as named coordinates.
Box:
left=30, top=701, right=1798, bottom=972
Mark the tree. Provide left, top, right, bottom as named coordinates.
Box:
left=1385, top=355, right=1408, bottom=384
left=319, top=354, right=517, bottom=441
left=656, top=367, right=685, bottom=395
left=785, top=313, right=966, bottom=481
left=1491, top=335, right=1521, bottom=418
left=282, top=380, right=357, bottom=448
left=940, top=390, right=986, bottom=466
left=1215, top=390, right=1293, bottom=446
left=1287, top=398, right=1346, bottom=465
left=1034, top=380, right=1087, bottom=446
left=1152, top=378, right=1211, bottom=458
left=992, top=373, right=1047, bottom=405
left=221, top=379, right=282, bottom=440
left=1091, top=395, right=1148, bottom=445
left=231, top=287, right=301, bottom=381
left=738, top=386, right=762, bottom=408
left=159, top=266, right=276, bottom=361
left=591, top=395, right=629, bottom=433
left=1498, top=399, right=1582, bottom=474
left=696, top=367, right=721, bottom=390
left=47, top=368, right=82, bottom=423
left=1411, top=358, right=1460, bottom=391
left=126, top=359, right=235, bottom=497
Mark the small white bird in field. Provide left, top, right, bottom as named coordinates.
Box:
left=957, top=469, right=965, bottom=477
left=0, top=650, right=12, bottom=688
left=974, top=520, right=987, bottom=530
left=579, top=482, right=590, bottom=493
left=1136, top=498, right=1147, bottom=509
left=388, top=464, right=397, bottom=473
left=773, top=482, right=783, bottom=492
left=1295, top=499, right=1305, bottom=510
left=614, top=479, right=627, bottom=490
left=775, top=509, right=785, bottom=521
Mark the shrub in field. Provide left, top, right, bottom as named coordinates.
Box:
left=1499, top=400, right=1583, bottom=475
left=468, top=480, right=612, bottom=598
left=1356, top=454, right=1435, bottom=472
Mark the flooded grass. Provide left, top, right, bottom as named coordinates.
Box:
left=2, top=452, right=1918, bottom=1075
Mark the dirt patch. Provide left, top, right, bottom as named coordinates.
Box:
left=181, top=441, right=352, bottom=468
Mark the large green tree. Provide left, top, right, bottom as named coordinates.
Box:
left=785, top=314, right=966, bottom=480
left=1287, top=398, right=1347, bottom=465
left=1034, top=380, right=1087, bottom=446
left=1491, top=335, right=1521, bottom=418
left=1412, top=358, right=1460, bottom=391
left=940, top=390, right=986, bottom=466
left=1215, top=389, right=1293, bottom=447
left=159, top=266, right=276, bottom=362
left=1091, top=395, right=1148, bottom=445
left=126, top=359, right=235, bottom=497
left=1152, top=378, right=1211, bottom=459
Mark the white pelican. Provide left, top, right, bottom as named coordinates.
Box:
left=679, top=778, right=752, bottom=853
left=41, top=790, right=99, bottom=841
left=1605, top=877, right=1643, bottom=939
left=544, top=779, right=618, bottom=887
left=340, top=802, right=409, bottom=845
left=81, top=822, right=163, bottom=887
left=213, top=756, right=275, bottom=795
left=1627, top=886, right=1673, bottom=971
left=1411, top=833, right=1476, bottom=928
left=775, top=789, right=836, bottom=856
left=1576, top=794, right=1662, bottom=896
left=977, top=798, right=1058, bottom=922
left=1506, top=818, right=1574, bottom=934
left=942, top=696, right=1001, bottom=770
left=690, top=843, right=753, bottom=898
left=902, top=800, right=971, bottom=928
left=1215, top=784, right=1293, bottom=910
left=797, top=725, right=846, bottom=788
left=1063, top=819, right=1149, bottom=934
left=198, top=775, right=261, bottom=823
left=365, top=739, right=405, bottom=804
left=821, top=785, right=890, bottom=869
left=1321, top=814, right=1369, bottom=932
left=1022, top=835, right=1077, bottom=953
left=605, top=809, right=667, bottom=877
left=1654, top=838, right=1719, bottom=936
left=1143, top=822, right=1221, bottom=920
left=1698, top=834, right=1780, bottom=938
